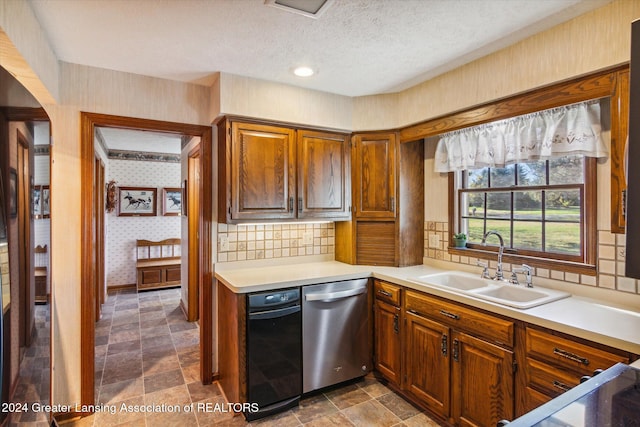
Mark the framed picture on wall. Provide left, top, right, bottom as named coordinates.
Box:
left=181, top=179, right=187, bottom=217
left=117, top=186, right=157, bottom=216
left=162, top=187, right=181, bottom=216
left=9, top=168, right=17, bottom=218
left=41, top=185, right=50, bottom=218
left=33, top=186, right=42, bottom=217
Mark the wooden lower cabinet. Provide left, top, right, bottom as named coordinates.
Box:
left=374, top=299, right=402, bottom=384
left=405, top=311, right=450, bottom=418
left=518, top=326, right=631, bottom=415
left=451, top=331, right=514, bottom=427
left=404, top=311, right=514, bottom=426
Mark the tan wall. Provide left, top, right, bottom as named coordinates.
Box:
left=217, top=73, right=353, bottom=130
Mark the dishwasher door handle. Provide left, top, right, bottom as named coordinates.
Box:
left=249, top=305, right=301, bottom=320
left=305, top=286, right=367, bottom=302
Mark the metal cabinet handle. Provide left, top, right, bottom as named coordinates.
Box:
left=298, top=197, right=303, bottom=211
left=377, top=289, right=392, bottom=297
left=453, top=338, right=459, bottom=362
left=289, top=197, right=293, bottom=212
left=393, top=314, right=399, bottom=334
left=439, top=309, right=460, bottom=320
left=441, top=334, right=448, bottom=357
left=552, top=380, right=571, bottom=392
left=553, top=347, right=590, bottom=366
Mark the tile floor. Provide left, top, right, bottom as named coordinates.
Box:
left=8, top=303, right=51, bottom=427
left=38, top=287, right=440, bottom=426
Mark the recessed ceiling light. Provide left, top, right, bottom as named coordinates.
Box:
left=293, top=66, right=315, bottom=77
left=265, top=0, right=334, bottom=19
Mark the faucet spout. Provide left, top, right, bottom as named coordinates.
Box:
left=481, top=231, right=505, bottom=281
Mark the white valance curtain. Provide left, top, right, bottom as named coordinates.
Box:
left=434, top=99, right=608, bottom=173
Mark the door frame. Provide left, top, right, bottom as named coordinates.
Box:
left=186, top=146, right=200, bottom=322
left=80, top=112, right=213, bottom=408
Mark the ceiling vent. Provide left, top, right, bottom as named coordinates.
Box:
left=265, top=0, right=334, bottom=19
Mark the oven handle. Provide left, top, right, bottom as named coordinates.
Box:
left=249, top=305, right=300, bottom=320
left=305, top=286, right=367, bottom=302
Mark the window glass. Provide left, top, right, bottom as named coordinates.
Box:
left=490, top=164, right=515, bottom=187
left=458, top=157, right=589, bottom=262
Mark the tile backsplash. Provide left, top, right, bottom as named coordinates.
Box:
left=424, top=221, right=638, bottom=295
left=216, top=222, right=335, bottom=262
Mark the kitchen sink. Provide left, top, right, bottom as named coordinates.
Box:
left=469, top=285, right=570, bottom=309
left=409, top=271, right=570, bottom=309
left=409, top=271, right=492, bottom=291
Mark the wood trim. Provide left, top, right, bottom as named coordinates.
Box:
left=610, top=69, right=629, bottom=234
left=212, top=114, right=351, bottom=135
left=106, top=283, right=136, bottom=294
left=400, top=65, right=627, bottom=142
left=80, top=112, right=213, bottom=408
left=0, top=107, right=49, bottom=122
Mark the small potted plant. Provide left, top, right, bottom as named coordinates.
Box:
left=452, top=232, right=467, bottom=248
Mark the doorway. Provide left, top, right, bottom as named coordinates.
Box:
left=79, top=113, right=213, bottom=407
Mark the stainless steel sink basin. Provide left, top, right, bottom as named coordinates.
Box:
left=409, top=271, right=492, bottom=291
left=469, top=284, right=570, bottom=309
left=409, top=271, right=570, bottom=309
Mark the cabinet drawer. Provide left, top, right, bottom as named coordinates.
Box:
left=405, top=290, right=513, bottom=347
left=526, top=357, right=580, bottom=398
left=374, top=280, right=401, bottom=306
left=525, top=328, right=628, bottom=375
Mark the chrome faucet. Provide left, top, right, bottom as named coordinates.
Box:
left=481, top=231, right=505, bottom=281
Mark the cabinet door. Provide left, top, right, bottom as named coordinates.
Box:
left=230, top=122, right=296, bottom=220
left=353, top=133, right=396, bottom=218
left=405, top=311, right=450, bottom=418
left=374, top=300, right=402, bottom=385
left=451, top=331, right=514, bottom=427
left=297, top=130, right=350, bottom=219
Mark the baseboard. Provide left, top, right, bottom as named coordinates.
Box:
left=53, top=411, right=85, bottom=425
left=106, top=283, right=136, bottom=294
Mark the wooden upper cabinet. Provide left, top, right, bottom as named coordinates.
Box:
left=230, top=122, right=296, bottom=221
left=297, top=130, right=351, bottom=220
left=353, top=132, right=396, bottom=218
left=217, top=117, right=352, bottom=223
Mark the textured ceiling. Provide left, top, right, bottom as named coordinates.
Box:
left=28, top=0, right=611, bottom=97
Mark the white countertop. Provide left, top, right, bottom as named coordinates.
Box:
left=214, top=259, right=640, bottom=355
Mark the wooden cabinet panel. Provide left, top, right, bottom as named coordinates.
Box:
left=525, top=357, right=580, bottom=398
left=405, top=311, right=450, bottom=418
left=374, top=279, right=402, bottom=306
left=355, top=221, right=396, bottom=266
left=166, top=266, right=181, bottom=282
left=525, top=328, right=628, bottom=376
left=405, top=290, right=514, bottom=347
left=297, top=130, right=350, bottom=219
left=374, top=300, right=402, bottom=385
left=451, top=331, right=514, bottom=427
left=353, top=133, right=396, bottom=218
left=230, top=122, right=296, bottom=220
left=141, top=269, right=161, bottom=285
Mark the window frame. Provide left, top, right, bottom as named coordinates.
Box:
left=450, top=158, right=596, bottom=273
left=398, top=65, right=628, bottom=276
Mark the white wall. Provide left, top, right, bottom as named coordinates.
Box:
left=106, top=159, right=181, bottom=287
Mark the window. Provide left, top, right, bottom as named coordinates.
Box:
left=455, top=155, right=596, bottom=268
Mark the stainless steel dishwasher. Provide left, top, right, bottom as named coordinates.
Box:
left=302, top=278, right=370, bottom=393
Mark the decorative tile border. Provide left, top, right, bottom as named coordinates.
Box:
left=216, top=222, right=335, bottom=262
left=107, top=149, right=180, bottom=163
left=424, top=220, right=638, bottom=295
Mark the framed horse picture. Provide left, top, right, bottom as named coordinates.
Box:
left=117, top=186, right=157, bottom=216
left=162, top=187, right=181, bottom=216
